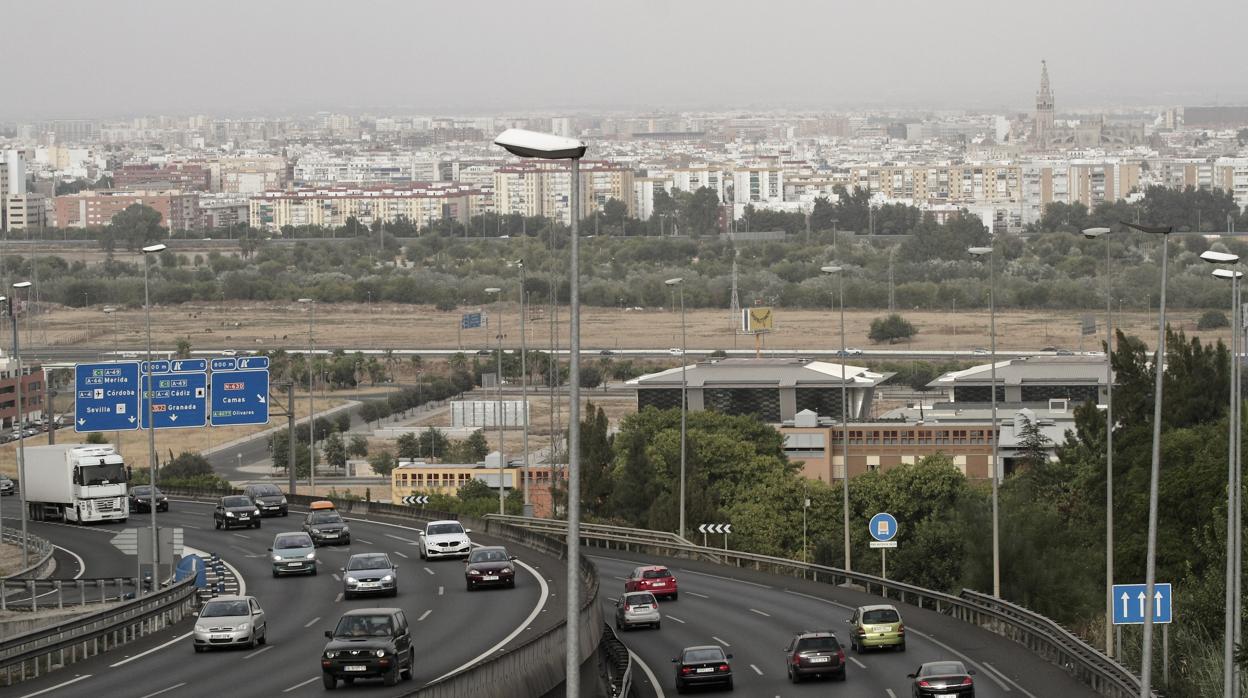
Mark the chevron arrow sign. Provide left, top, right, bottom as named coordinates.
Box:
left=698, top=523, right=732, bottom=534
left=402, top=495, right=430, bottom=505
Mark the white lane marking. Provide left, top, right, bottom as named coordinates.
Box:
left=244, top=646, right=273, bottom=659
left=418, top=609, right=432, bottom=621
left=137, top=683, right=186, bottom=698
left=904, top=626, right=1013, bottom=693
left=886, top=690, right=898, bottom=698
left=182, top=524, right=200, bottom=529
left=438, top=586, right=444, bottom=596
left=711, top=636, right=731, bottom=647
left=54, top=545, right=86, bottom=580
left=386, top=533, right=420, bottom=544
left=429, top=555, right=550, bottom=683
left=608, top=597, right=618, bottom=603
left=749, top=664, right=762, bottom=675
left=424, top=567, right=435, bottom=575
left=679, top=568, right=772, bottom=589
left=332, top=573, right=341, bottom=581
left=282, top=677, right=319, bottom=693
left=849, top=656, right=867, bottom=669
left=303, top=616, right=321, bottom=628
left=393, top=550, right=409, bottom=558
left=334, top=592, right=344, bottom=603
left=665, top=614, right=686, bottom=624
left=232, top=533, right=251, bottom=539
left=983, top=661, right=1032, bottom=696
left=749, top=607, right=771, bottom=617
left=185, top=545, right=247, bottom=597
left=357, top=538, right=374, bottom=544
left=17, top=675, right=92, bottom=698
left=685, top=591, right=709, bottom=599
left=629, top=649, right=665, bottom=698
left=109, top=632, right=193, bottom=667
left=613, top=576, right=628, bottom=581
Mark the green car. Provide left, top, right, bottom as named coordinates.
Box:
left=846, top=604, right=905, bottom=652
left=269, top=531, right=317, bottom=577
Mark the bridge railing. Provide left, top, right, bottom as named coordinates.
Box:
left=0, top=577, right=140, bottom=612
left=1, top=529, right=55, bottom=581
left=486, top=514, right=1151, bottom=698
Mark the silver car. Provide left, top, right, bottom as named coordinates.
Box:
left=343, top=552, right=398, bottom=599
left=615, top=591, right=661, bottom=631
left=270, top=531, right=317, bottom=577
left=192, top=595, right=267, bottom=651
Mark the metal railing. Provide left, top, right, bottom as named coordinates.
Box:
left=600, top=622, right=634, bottom=698
left=1, top=578, right=139, bottom=612
left=488, top=515, right=1152, bottom=698
left=1, top=530, right=55, bottom=581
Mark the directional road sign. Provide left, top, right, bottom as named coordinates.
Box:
left=236, top=356, right=269, bottom=371
left=210, top=369, right=270, bottom=426
left=869, top=512, right=899, bottom=542
left=142, top=371, right=208, bottom=429
left=211, top=358, right=237, bottom=372
left=402, top=495, right=430, bottom=505
left=141, top=360, right=170, bottom=374
left=461, top=312, right=483, bottom=329
left=1112, top=582, right=1173, bottom=625
left=697, top=523, right=732, bottom=534
left=169, top=359, right=207, bottom=373
left=75, top=362, right=141, bottom=432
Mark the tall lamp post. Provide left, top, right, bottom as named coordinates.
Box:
left=967, top=245, right=1000, bottom=597
left=665, top=277, right=688, bottom=539
left=513, top=260, right=533, bottom=517
left=821, top=265, right=852, bottom=573
left=1203, top=250, right=1241, bottom=698
left=1083, top=227, right=1115, bottom=656
left=7, top=282, right=32, bottom=566
left=494, top=128, right=587, bottom=698
left=298, top=298, right=316, bottom=494
left=486, top=286, right=506, bottom=514
left=140, top=243, right=165, bottom=585
left=1122, top=220, right=1173, bottom=698
left=103, top=307, right=121, bottom=451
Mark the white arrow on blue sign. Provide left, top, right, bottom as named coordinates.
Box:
left=142, top=371, right=208, bottom=429
left=210, top=369, right=270, bottom=426
left=75, top=362, right=141, bottom=432
left=869, top=512, right=898, bottom=542
left=1112, top=583, right=1172, bottom=625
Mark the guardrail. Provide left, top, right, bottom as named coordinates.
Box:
left=0, top=576, right=197, bottom=686
left=487, top=515, right=1152, bottom=698
left=599, top=622, right=634, bottom=698
left=1, top=578, right=139, bottom=612
left=1, top=529, right=55, bottom=581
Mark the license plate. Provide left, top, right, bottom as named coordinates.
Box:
left=936, top=694, right=956, bottom=698
left=238, top=515, right=249, bottom=520
left=210, top=633, right=231, bottom=640
left=483, top=575, right=499, bottom=581
left=287, top=562, right=302, bottom=567
left=809, top=656, right=830, bottom=663
left=324, top=532, right=338, bottom=537
left=344, top=665, right=367, bottom=672
left=359, top=582, right=379, bottom=588
left=695, top=667, right=714, bottom=674
left=652, top=581, right=667, bottom=585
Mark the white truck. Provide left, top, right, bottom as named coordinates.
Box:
left=24, top=444, right=129, bottom=524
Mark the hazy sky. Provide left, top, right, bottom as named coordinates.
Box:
left=4, top=0, right=1246, bottom=119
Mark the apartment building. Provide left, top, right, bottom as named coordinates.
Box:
left=0, top=354, right=46, bottom=430
left=52, top=190, right=200, bottom=231
left=3, top=193, right=49, bottom=231
left=732, top=166, right=784, bottom=203
left=210, top=156, right=289, bottom=194
left=114, top=163, right=212, bottom=192
left=292, top=154, right=440, bottom=186
left=248, top=183, right=488, bottom=232
left=494, top=161, right=634, bottom=225
left=389, top=457, right=565, bottom=518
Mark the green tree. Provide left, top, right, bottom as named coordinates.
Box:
left=175, top=338, right=192, bottom=359
left=368, top=450, right=397, bottom=477
left=682, top=187, right=722, bottom=236
left=460, top=429, right=489, bottom=462
left=419, top=427, right=451, bottom=460
left=580, top=404, right=613, bottom=516
left=1197, top=310, right=1228, bottom=330
left=1015, top=415, right=1051, bottom=471
left=396, top=432, right=420, bottom=460
left=86, top=432, right=108, bottom=445
left=347, top=434, right=369, bottom=458
left=323, top=431, right=347, bottom=470
left=162, top=452, right=214, bottom=480
left=868, top=314, right=917, bottom=344
left=107, top=204, right=166, bottom=251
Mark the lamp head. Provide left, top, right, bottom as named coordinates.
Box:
left=664, top=278, right=683, bottom=286
left=484, top=287, right=502, bottom=294
left=12, top=281, right=32, bottom=290
left=297, top=297, right=313, bottom=304
left=820, top=265, right=843, bottom=274
left=1120, top=221, right=1172, bottom=235
left=1082, top=227, right=1111, bottom=239
left=141, top=243, right=167, bottom=254
left=967, top=246, right=993, bottom=257
left=1201, top=250, right=1239, bottom=264
left=1212, top=269, right=1244, bottom=280
left=494, top=129, right=586, bottom=160
left=103, top=307, right=115, bottom=314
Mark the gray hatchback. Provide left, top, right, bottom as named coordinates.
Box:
left=270, top=531, right=317, bottom=577
left=343, top=552, right=398, bottom=598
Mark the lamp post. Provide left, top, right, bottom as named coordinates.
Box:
left=1084, top=227, right=1115, bottom=656
left=665, top=277, right=688, bottom=539
left=104, top=307, right=121, bottom=450
left=514, top=260, right=533, bottom=517
left=140, top=243, right=165, bottom=586
left=494, top=128, right=587, bottom=697
left=486, top=286, right=506, bottom=514
left=298, top=298, right=316, bottom=494
left=1122, top=221, right=1173, bottom=698
left=821, top=265, right=852, bottom=573
left=967, top=245, right=1000, bottom=598
left=8, top=282, right=32, bottom=566
left=1203, top=250, right=1240, bottom=698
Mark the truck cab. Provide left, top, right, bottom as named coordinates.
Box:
left=26, top=444, right=129, bottom=524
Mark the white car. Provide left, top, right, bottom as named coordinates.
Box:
left=668, top=347, right=684, bottom=356
left=418, top=520, right=472, bottom=560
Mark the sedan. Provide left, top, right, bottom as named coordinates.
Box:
left=673, top=645, right=733, bottom=693
left=270, top=531, right=317, bottom=577
left=214, top=495, right=261, bottom=530
left=615, top=591, right=660, bottom=631
left=129, top=485, right=169, bottom=513
left=624, top=565, right=678, bottom=600
left=909, top=660, right=976, bottom=697
left=464, top=546, right=516, bottom=590
left=343, top=552, right=398, bottom=598
left=192, top=595, right=267, bottom=652
left=418, top=520, right=472, bottom=560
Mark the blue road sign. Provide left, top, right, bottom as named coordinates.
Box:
left=210, top=370, right=270, bottom=426
left=142, top=371, right=208, bottom=429
left=169, top=359, right=207, bottom=373
left=869, top=512, right=898, bottom=542
left=141, top=360, right=170, bottom=374
left=461, top=312, right=482, bottom=329
left=1112, top=583, right=1173, bottom=625
left=236, top=356, right=269, bottom=370
left=74, top=362, right=141, bottom=432
left=211, top=358, right=237, bottom=371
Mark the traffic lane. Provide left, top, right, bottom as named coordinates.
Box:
left=10, top=516, right=134, bottom=579
left=596, top=551, right=1096, bottom=698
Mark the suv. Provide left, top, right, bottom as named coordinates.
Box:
left=624, top=565, right=678, bottom=600
left=214, top=495, right=261, bottom=530
left=243, top=483, right=288, bottom=517
left=303, top=508, right=350, bottom=546
left=615, top=591, right=661, bottom=631
left=846, top=604, right=905, bottom=652
left=783, top=630, right=846, bottom=682
left=321, top=608, right=414, bottom=688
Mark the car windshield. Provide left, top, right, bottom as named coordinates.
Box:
left=81, top=463, right=126, bottom=485
left=797, top=637, right=839, bottom=651
left=348, top=555, right=390, bottom=570
left=427, top=523, right=463, bottom=535
left=275, top=535, right=312, bottom=549
left=334, top=615, right=393, bottom=637
left=252, top=485, right=280, bottom=496
left=223, top=496, right=253, bottom=508
left=641, top=568, right=671, bottom=579
left=132, top=486, right=150, bottom=495
left=863, top=609, right=900, bottom=624
left=470, top=549, right=507, bottom=563
left=683, top=648, right=724, bottom=663
left=310, top=512, right=342, bottom=524
left=922, top=662, right=967, bottom=676
left=201, top=600, right=249, bottom=617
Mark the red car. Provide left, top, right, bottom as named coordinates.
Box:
left=625, top=565, right=678, bottom=600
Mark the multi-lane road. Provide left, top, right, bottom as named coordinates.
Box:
left=8, top=501, right=567, bottom=698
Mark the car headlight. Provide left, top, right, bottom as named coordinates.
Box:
left=235, top=623, right=250, bottom=631
left=503, top=566, right=513, bottom=574
left=374, top=649, right=386, bottom=658
left=325, top=650, right=338, bottom=659
left=280, top=497, right=287, bottom=505
left=469, top=569, right=482, bottom=575
left=225, top=511, right=235, bottom=517
left=305, top=552, right=316, bottom=560
left=195, top=624, right=209, bottom=632
left=382, top=574, right=393, bottom=582
left=341, top=525, right=350, bottom=533
left=271, top=555, right=281, bottom=562
left=253, top=510, right=261, bottom=516
left=345, top=576, right=357, bottom=584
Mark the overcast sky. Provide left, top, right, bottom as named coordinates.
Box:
left=4, top=0, right=1246, bottom=119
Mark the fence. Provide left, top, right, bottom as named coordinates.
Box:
left=1, top=577, right=139, bottom=612
left=1, top=529, right=55, bottom=581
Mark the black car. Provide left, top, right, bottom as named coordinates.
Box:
left=673, top=645, right=733, bottom=693
left=214, top=495, right=261, bottom=530
left=243, top=483, right=288, bottom=517
left=908, top=660, right=976, bottom=698
left=321, top=608, right=414, bottom=689
left=303, top=509, right=351, bottom=546
left=464, top=546, right=516, bottom=590
left=129, top=485, right=169, bottom=513
left=783, top=630, right=846, bottom=682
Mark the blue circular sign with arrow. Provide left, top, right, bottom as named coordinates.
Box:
left=869, top=512, right=898, bottom=542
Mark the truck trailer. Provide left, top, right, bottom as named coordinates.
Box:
left=23, top=444, right=129, bottom=523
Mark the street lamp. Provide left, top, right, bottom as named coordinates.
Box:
left=140, top=243, right=165, bottom=586
left=298, top=298, right=316, bottom=494
left=967, top=244, right=1000, bottom=598
left=494, top=128, right=587, bottom=698
left=1083, top=226, right=1115, bottom=657
left=821, top=265, right=852, bottom=573
left=486, top=286, right=506, bottom=514
left=1204, top=250, right=1241, bottom=697
left=103, top=307, right=121, bottom=450
left=7, top=283, right=32, bottom=566
left=665, top=277, right=688, bottom=539
left=1122, top=220, right=1173, bottom=698
left=512, top=260, right=533, bottom=517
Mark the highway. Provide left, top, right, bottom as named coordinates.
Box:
left=9, top=501, right=568, bottom=698
left=593, top=552, right=1099, bottom=698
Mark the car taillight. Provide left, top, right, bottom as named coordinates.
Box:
left=897, top=623, right=905, bottom=634
left=961, top=676, right=974, bottom=685
left=680, top=667, right=693, bottom=675
left=792, top=654, right=801, bottom=666
left=717, top=664, right=730, bottom=672
left=917, top=679, right=932, bottom=687
left=624, top=605, right=632, bottom=611
left=836, top=649, right=845, bottom=662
